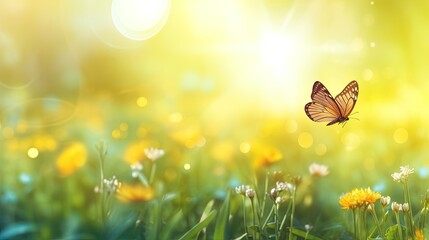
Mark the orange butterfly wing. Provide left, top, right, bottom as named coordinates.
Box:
left=305, top=81, right=359, bottom=126
left=334, top=80, right=359, bottom=118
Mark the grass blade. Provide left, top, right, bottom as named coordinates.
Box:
left=178, top=210, right=218, bottom=240
left=214, top=192, right=231, bottom=240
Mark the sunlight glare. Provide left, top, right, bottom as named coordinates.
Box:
left=250, top=30, right=308, bottom=111
left=111, top=0, right=171, bottom=40
left=259, top=31, right=300, bottom=77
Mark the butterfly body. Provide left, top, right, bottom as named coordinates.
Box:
left=304, top=80, right=359, bottom=126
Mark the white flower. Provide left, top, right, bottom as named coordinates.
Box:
left=103, top=176, right=121, bottom=193
left=309, top=163, right=330, bottom=177
left=392, top=165, right=415, bottom=183
left=380, top=196, right=391, bottom=207
left=245, top=188, right=255, bottom=200
left=402, top=203, right=410, bottom=213
left=276, top=181, right=293, bottom=192
left=400, top=165, right=414, bottom=176
left=130, top=162, right=143, bottom=178
left=144, top=148, right=165, bottom=161
left=235, top=185, right=250, bottom=195
left=391, top=202, right=402, bottom=212
left=275, top=196, right=285, bottom=204
left=305, top=224, right=313, bottom=231
left=391, top=172, right=403, bottom=182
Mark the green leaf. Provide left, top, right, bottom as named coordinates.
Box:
left=214, top=192, right=231, bottom=240
left=0, top=223, right=37, bottom=240
left=266, top=222, right=276, bottom=229
left=178, top=210, right=218, bottom=240
left=384, top=225, right=397, bottom=240
left=105, top=208, right=138, bottom=240
left=290, top=228, right=323, bottom=240
left=201, top=200, right=215, bottom=221
left=161, top=210, right=184, bottom=240
left=232, top=232, right=247, bottom=240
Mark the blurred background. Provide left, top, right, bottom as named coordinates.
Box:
left=1, top=0, right=429, bottom=238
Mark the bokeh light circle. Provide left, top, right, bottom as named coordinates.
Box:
left=111, top=0, right=171, bottom=40
left=315, top=143, right=327, bottom=156
left=298, top=132, right=313, bottom=148
left=341, top=132, right=361, bottom=151
left=393, top=128, right=408, bottom=144
left=136, top=96, right=148, bottom=107
left=239, top=142, right=251, bottom=153
left=183, top=163, right=191, bottom=170
left=285, top=120, right=298, bottom=133
left=27, top=147, right=39, bottom=159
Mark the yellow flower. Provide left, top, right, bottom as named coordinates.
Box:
left=339, top=187, right=381, bottom=210
left=361, top=187, right=381, bottom=205
left=253, top=146, right=283, bottom=170
left=116, top=183, right=155, bottom=203
left=415, top=229, right=424, bottom=240
left=339, top=192, right=357, bottom=210
left=56, top=142, right=87, bottom=176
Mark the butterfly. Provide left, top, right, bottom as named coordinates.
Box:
left=305, top=80, right=359, bottom=126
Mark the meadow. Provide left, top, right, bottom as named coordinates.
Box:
left=1, top=1, right=429, bottom=239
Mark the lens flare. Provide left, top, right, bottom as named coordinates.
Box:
left=111, top=0, right=171, bottom=40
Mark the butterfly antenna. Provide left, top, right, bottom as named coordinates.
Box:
left=349, top=111, right=360, bottom=121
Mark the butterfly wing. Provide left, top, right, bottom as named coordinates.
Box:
left=334, top=80, right=359, bottom=118
left=305, top=81, right=342, bottom=125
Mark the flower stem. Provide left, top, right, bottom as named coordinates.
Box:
left=288, top=188, right=296, bottom=240
left=262, top=205, right=275, bottom=230
left=150, top=163, right=157, bottom=184
left=260, top=171, right=269, bottom=219
left=363, top=208, right=368, bottom=240
left=370, top=206, right=383, bottom=237
left=395, top=212, right=404, bottom=240
left=251, top=200, right=259, bottom=240
left=97, top=143, right=107, bottom=229
left=352, top=208, right=357, bottom=240
left=279, top=199, right=292, bottom=234
left=242, top=196, right=248, bottom=238
left=403, top=181, right=415, bottom=239
left=275, top=204, right=279, bottom=240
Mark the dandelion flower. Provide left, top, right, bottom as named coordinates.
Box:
left=56, top=142, right=87, bottom=176
left=253, top=146, right=283, bottom=170
left=116, top=183, right=155, bottom=203
left=309, top=163, right=330, bottom=177
left=339, top=187, right=381, bottom=210
left=339, top=192, right=357, bottom=210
